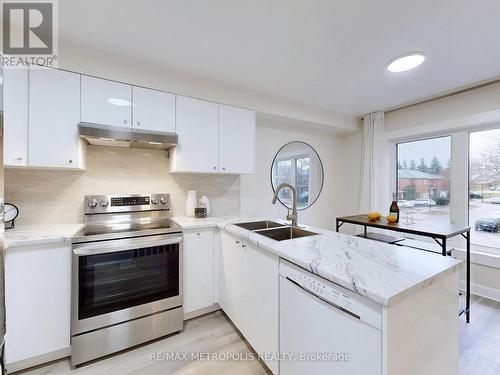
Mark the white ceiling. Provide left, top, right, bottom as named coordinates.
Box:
left=60, top=0, right=500, bottom=116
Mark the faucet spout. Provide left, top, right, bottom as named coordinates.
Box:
left=272, top=183, right=298, bottom=227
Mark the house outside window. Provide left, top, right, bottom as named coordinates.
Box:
left=396, top=136, right=451, bottom=224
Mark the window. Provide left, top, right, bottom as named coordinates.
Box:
left=469, top=129, right=500, bottom=249
left=273, top=155, right=311, bottom=209
left=396, top=136, right=451, bottom=224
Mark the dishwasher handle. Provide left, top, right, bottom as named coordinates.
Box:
left=286, top=277, right=361, bottom=320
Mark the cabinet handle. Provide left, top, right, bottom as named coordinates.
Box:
left=17, top=157, right=23, bottom=161
left=241, top=244, right=247, bottom=249
left=68, top=160, right=73, bottom=164
left=235, top=241, right=240, bottom=244
left=197, top=232, right=200, bottom=236
left=213, top=166, right=217, bottom=170
left=136, top=121, right=141, bottom=126
left=222, top=167, right=226, bottom=171
left=124, top=120, right=128, bottom=125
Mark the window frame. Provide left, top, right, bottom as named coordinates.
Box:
left=273, top=153, right=311, bottom=208
left=395, top=135, right=452, bottom=223
left=467, top=128, right=500, bottom=252
left=389, top=123, right=500, bottom=256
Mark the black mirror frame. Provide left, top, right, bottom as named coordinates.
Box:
left=269, top=141, right=325, bottom=211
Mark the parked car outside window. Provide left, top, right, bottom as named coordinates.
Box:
left=413, top=199, right=437, bottom=207
left=475, top=216, right=500, bottom=233
left=398, top=200, right=415, bottom=208
left=491, top=197, right=500, bottom=204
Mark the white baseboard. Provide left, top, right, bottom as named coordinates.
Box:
left=460, top=279, right=500, bottom=303
left=7, top=347, right=70, bottom=373
left=183, top=304, right=220, bottom=321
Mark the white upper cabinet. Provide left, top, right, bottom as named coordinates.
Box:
left=29, top=68, right=83, bottom=169
left=171, top=98, right=256, bottom=174
left=171, top=96, right=219, bottom=173
left=81, top=75, right=132, bottom=127
left=218, top=105, right=256, bottom=174
left=3, top=68, right=29, bottom=166
left=132, top=86, right=175, bottom=132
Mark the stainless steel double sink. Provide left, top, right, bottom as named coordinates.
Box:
left=233, top=220, right=318, bottom=241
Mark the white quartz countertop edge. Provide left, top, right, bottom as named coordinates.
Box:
left=4, top=224, right=84, bottom=249
left=173, top=216, right=463, bottom=307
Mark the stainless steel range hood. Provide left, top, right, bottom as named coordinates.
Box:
left=78, top=122, right=178, bottom=150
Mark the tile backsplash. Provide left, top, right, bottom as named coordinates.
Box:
left=5, top=146, right=240, bottom=225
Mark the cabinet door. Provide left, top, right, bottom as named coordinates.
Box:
left=3, top=68, right=28, bottom=166
left=5, top=243, right=72, bottom=365
left=29, top=68, right=82, bottom=168
left=183, top=230, right=214, bottom=315
left=218, top=105, right=256, bottom=174
left=243, top=244, right=279, bottom=374
left=172, top=96, right=219, bottom=173
left=132, top=86, right=175, bottom=132
left=81, top=75, right=132, bottom=127
left=219, top=231, right=245, bottom=328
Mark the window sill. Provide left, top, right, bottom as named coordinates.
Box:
left=451, top=247, right=500, bottom=269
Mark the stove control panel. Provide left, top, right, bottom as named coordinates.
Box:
left=84, top=194, right=170, bottom=214
left=111, top=196, right=150, bottom=206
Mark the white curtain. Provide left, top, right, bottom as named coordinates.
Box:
left=358, top=111, right=389, bottom=213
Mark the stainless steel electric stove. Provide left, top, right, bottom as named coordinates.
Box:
left=71, top=194, right=183, bottom=366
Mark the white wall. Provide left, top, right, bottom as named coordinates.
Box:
left=240, top=122, right=362, bottom=230
left=385, top=81, right=500, bottom=134
left=58, top=40, right=359, bottom=133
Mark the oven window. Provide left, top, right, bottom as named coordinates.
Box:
left=78, top=243, right=179, bottom=320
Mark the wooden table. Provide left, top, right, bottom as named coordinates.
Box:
left=336, top=214, right=471, bottom=323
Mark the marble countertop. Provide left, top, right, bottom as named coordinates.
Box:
left=173, top=215, right=462, bottom=307
left=3, top=216, right=462, bottom=307
left=4, top=224, right=83, bottom=249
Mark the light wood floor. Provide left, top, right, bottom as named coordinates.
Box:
left=16, top=295, right=500, bottom=375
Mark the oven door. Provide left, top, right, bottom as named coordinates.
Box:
left=72, top=233, right=182, bottom=335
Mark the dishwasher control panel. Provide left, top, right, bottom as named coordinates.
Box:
left=279, top=259, right=382, bottom=329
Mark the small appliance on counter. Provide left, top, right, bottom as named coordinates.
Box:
left=185, top=190, right=197, bottom=217
left=71, top=193, right=183, bottom=367
left=3, top=203, right=18, bottom=229
left=199, top=195, right=211, bottom=216
left=194, top=207, right=207, bottom=218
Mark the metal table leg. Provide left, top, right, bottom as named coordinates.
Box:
left=466, top=230, right=471, bottom=323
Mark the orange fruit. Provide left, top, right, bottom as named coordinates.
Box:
left=386, top=214, right=397, bottom=223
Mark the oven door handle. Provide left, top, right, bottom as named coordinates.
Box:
left=73, top=235, right=182, bottom=256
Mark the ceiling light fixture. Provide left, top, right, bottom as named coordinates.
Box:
left=99, top=137, right=116, bottom=141
left=107, top=98, right=130, bottom=106
left=148, top=141, right=162, bottom=145
left=387, top=53, right=425, bottom=73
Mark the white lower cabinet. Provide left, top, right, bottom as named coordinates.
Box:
left=183, top=229, right=215, bottom=317
left=217, top=231, right=245, bottom=328
left=5, top=243, right=72, bottom=372
left=217, top=231, right=279, bottom=374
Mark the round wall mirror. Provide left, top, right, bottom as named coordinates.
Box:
left=271, top=141, right=324, bottom=210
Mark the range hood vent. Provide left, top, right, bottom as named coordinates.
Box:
left=78, top=122, right=178, bottom=150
